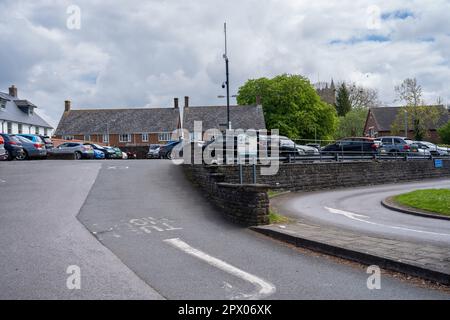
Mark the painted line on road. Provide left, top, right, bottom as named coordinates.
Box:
left=164, top=238, right=276, bottom=300
left=325, top=206, right=450, bottom=237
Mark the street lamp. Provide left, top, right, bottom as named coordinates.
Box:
left=223, top=22, right=231, bottom=130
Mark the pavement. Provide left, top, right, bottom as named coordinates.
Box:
left=259, top=180, right=450, bottom=285
left=1, top=160, right=449, bottom=299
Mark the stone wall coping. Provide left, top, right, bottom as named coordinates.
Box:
left=216, top=182, right=271, bottom=191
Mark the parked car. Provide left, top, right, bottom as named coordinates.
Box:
left=147, top=144, right=161, bottom=159
left=321, top=137, right=378, bottom=155
left=407, top=143, right=432, bottom=157
left=122, top=152, right=128, bottom=159
left=38, top=135, right=54, bottom=149
left=126, top=151, right=137, bottom=159
left=296, top=144, right=320, bottom=155
left=93, top=149, right=105, bottom=159
left=377, top=136, right=411, bottom=154
left=159, top=140, right=183, bottom=159
left=112, top=147, right=123, bottom=159
left=411, top=141, right=449, bottom=156
left=0, top=135, right=7, bottom=160
left=84, top=143, right=109, bottom=158
left=0, top=133, right=25, bottom=160
left=49, top=142, right=94, bottom=159
left=14, top=135, right=47, bottom=159
left=102, top=146, right=118, bottom=159
left=16, top=134, right=46, bottom=146
left=258, top=135, right=302, bottom=157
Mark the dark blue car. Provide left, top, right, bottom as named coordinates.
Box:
left=0, top=134, right=25, bottom=160
left=159, top=140, right=183, bottom=159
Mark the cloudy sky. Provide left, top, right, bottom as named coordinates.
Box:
left=1, top=0, right=449, bottom=127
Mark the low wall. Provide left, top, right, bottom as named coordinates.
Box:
left=184, top=165, right=270, bottom=226
left=213, top=159, right=450, bottom=191
left=184, top=159, right=450, bottom=226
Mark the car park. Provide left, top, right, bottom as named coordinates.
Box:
left=0, top=133, right=25, bottom=161
left=0, top=135, right=7, bottom=160
left=49, top=142, right=94, bottom=159
left=14, top=135, right=47, bottom=159
left=321, top=137, right=378, bottom=155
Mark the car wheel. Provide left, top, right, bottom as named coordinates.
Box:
left=16, top=151, right=27, bottom=160
left=74, top=151, right=82, bottom=160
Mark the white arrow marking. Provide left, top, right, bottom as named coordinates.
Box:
left=164, top=238, right=276, bottom=300
left=0, top=179, right=6, bottom=183
left=324, top=207, right=450, bottom=237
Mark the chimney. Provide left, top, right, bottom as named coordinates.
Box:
left=174, top=97, right=179, bottom=109
left=256, top=95, right=261, bottom=105
left=64, top=100, right=71, bottom=112
left=9, top=85, right=17, bottom=98
left=184, top=96, right=189, bottom=108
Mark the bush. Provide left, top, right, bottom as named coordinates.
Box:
left=438, top=121, right=450, bottom=144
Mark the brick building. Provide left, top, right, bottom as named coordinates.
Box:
left=53, top=96, right=266, bottom=147
left=363, top=106, right=449, bottom=143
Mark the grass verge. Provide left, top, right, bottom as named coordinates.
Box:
left=268, top=208, right=290, bottom=224
left=393, top=189, right=450, bottom=217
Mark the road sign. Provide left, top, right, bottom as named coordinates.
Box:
left=434, top=159, right=443, bottom=168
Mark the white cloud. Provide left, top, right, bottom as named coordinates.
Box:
left=0, top=0, right=449, bottom=127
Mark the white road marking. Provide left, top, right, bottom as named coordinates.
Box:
left=0, top=179, right=5, bottom=183
left=324, top=207, right=450, bottom=237
left=164, top=238, right=276, bottom=300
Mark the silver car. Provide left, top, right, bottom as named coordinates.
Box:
left=49, top=142, right=94, bottom=159
left=412, top=141, right=448, bottom=156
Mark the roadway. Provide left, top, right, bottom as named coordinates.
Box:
left=275, top=180, right=450, bottom=247
left=0, top=160, right=449, bottom=299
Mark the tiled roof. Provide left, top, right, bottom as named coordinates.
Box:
left=370, top=106, right=449, bottom=131
left=54, top=107, right=181, bottom=135
left=54, top=104, right=266, bottom=135
left=0, top=92, right=52, bottom=128
left=183, top=105, right=266, bottom=131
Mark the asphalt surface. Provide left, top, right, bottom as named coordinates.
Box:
left=277, top=180, right=450, bottom=247
left=0, top=160, right=449, bottom=299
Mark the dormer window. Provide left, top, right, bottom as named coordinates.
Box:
left=0, top=97, right=7, bottom=110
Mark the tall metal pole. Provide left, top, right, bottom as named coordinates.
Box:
left=404, top=110, right=408, bottom=138
left=224, top=22, right=231, bottom=130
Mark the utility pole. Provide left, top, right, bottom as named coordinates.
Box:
left=404, top=110, right=408, bottom=138
left=223, top=22, right=231, bottom=130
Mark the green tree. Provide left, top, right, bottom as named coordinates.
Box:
left=391, top=78, right=445, bottom=140
left=335, top=83, right=352, bottom=116
left=237, top=74, right=338, bottom=140
left=334, top=107, right=369, bottom=139
left=438, top=121, right=450, bottom=144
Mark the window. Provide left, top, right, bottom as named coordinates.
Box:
left=381, top=138, right=392, bottom=144
left=142, top=133, right=149, bottom=142
left=0, top=98, right=6, bottom=109
left=394, top=138, right=403, bottom=145
left=102, top=134, right=109, bottom=143
left=158, top=132, right=171, bottom=142
left=63, top=135, right=74, bottom=140
left=35, top=127, right=40, bottom=134
left=44, top=128, right=48, bottom=136
left=7, top=122, right=12, bottom=134
left=84, top=134, right=91, bottom=141
left=18, top=123, right=23, bottom=134
left=119, top=134, right=131, bottom=142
